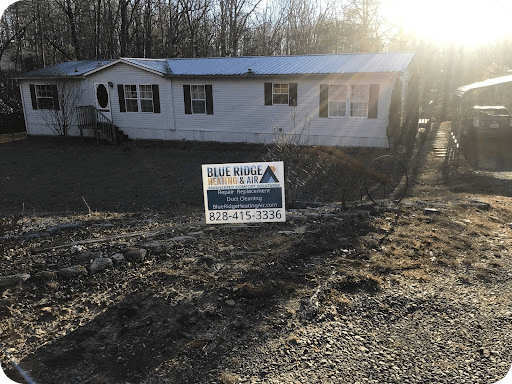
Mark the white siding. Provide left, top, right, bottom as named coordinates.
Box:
left=20, top=62, right=172, bottom=139
left=20, top=63, right=404, bottom=147
left=171, top=73, right=397, bottom=147
left=84, top=63, right=173, bottom=139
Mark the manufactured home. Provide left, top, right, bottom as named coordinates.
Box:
left=17, top=53, right=415, bottom=147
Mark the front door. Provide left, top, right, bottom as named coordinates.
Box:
left=94, top=82, right=112, bottom=121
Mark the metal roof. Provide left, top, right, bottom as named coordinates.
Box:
left=455, top=74, right=512, bottom=97
left=19, top=53, right=414, bottom=79
left=18, top=60, right=116, bottom=78
left=164, top=53, right=414, bottom=76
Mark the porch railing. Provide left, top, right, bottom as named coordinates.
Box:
left=76, top=105, right=117, bottom=144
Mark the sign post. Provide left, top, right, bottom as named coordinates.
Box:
left=202, top=161, right=286, bottom=224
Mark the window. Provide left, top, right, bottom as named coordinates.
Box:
left=320, top=83, right=378, bottom=119
left=183, top=84, right=213, bottom=115
left=124, top=85, right=138, bottom=112
left=29, top=84, right=59, bottom=110
left=350, top=85, right=369, bottom=118
left=35, top=85, right=55, bottom=109
left=264, top=83, right=297, bottom=106
left=139, top=85, right=154, bottom=112
left=328, top=85, right=347, bottom=117
left=117, top=84, right=160, bottom=114
left=191, top=85, right=206, bottom=114
left=273, top=83, right=289, bottom=105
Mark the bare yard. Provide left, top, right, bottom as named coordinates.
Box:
left=2, top=126, right=512, bottom=384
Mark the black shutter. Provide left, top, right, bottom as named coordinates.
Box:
left=264, top=83, right=272, bottom=105
left=183, top=85, right=192, bottom=114
left=118, top=84, right=126, bottom=112
left=368, top=84, right=379, bottom=119
left=289, top=83, right=297, bottom=106
left=319, top=84, right=329, bottom=118
left=152, top=84, right=160, bottom=113
left=51, top=84, right=60, bottom=110
left=205, top=84, right=214, bottom=115
left=29, top=84, right=38, bottom=110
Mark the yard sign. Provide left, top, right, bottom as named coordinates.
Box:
left=202, top=162, right=286, bottom=224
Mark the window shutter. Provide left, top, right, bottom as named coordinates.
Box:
left=205, top=84, right=214, bottom=115
left=29, top=84, right=38, bottom=110
left=319, top=84, right=329, bottom=118
left=51, top=84, right=60, bottom=110
left=152, top=84, right=160, bottom=113
left=289, top=83, right=297, bottom=106
left=264, top=83, right=272, bottom=105
left=368, top=84, right=379, bottom=119
left=118, top=84, right=126, bottom=112
left=183, top=85, right=192, bottom=114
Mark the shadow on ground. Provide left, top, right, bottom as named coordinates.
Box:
left=8, top=214, right=378, bottom=383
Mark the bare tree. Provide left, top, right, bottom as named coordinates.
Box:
left=40, top=79, right=84, bottom=136
left=344, top=0, right=386, bottom=52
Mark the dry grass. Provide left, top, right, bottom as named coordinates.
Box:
left=219, top=371, right=240, bottom=384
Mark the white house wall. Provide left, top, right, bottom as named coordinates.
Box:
left=20, top=79, right=85, bottom=136
left=20, top=63, right=173, bottom=139
left=169, top=73, right=396, bottom=147
left=84, top=63, right=173, bottom=139
left=21, top=65, right=401, bottom=147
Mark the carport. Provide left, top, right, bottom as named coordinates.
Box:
left=454, top=75, right=512, bottom=169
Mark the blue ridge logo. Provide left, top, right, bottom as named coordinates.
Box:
left=260, top=166, right=279, bottom=183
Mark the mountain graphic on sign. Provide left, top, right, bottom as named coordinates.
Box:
left=260, top=166, right=279, bottom=183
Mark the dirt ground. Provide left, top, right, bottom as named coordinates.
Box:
left=2, top=124, right=512, bottom=384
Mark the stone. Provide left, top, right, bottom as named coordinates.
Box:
left=58, top=265, right=87, bottom=279
left=89, top=257, right=113, bottom=274
left=225, top=299, right=236, bottom=306
left=29, top=271, right=56, bottom=284
left=124, top=248, right=147, bottom=263
left=77, top=251, right=103, bottom=263
left=0, top=273, right=31, bottom=288
left=111, top=253, right=125, bottom=265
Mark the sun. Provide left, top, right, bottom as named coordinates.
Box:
left=385, top=0, right=512, bottom=47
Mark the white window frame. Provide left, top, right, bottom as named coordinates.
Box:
left=124, top=84, right=138, bottom=112
left=328, top=84, right=347, bottom=117
left=35, top=84, right=55, bottom=109
left=191, top=84, right=206, bottom=114
left=350, top=85, right=369, bottom=118
left=272, top=83, right=289, bottom=105
left=139, top=85, right=154, bottom=113
left=122, top=85, right=156, bottom=113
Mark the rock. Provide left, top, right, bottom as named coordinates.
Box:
left=124, top=247, right=147, bottom=263
left=225, top=299, right=236, bottom=307
left=0, top=273, right=31, bottom=288
left=58, top=265, right=87, bottom=279
left=46, top=223, right=80, bottom=235
left=77, top=251, right=103, bottom=263
left=111, top=253, right=125, bottom=266
left=29, top=271, right=56, bottom=284
left=424, top=208, right=440, bottom=215
left=89, top=257, right=113, bottom=274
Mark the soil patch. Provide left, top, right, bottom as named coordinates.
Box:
left=2, top=128, right=512, bottom=384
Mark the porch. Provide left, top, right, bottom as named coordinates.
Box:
left=76, top=106, right=128, bottom=144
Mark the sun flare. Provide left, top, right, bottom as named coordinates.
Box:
left=386, top=0, right=512, bottom=46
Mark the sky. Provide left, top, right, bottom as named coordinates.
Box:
left=383, top=0, right=512, bottom=47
